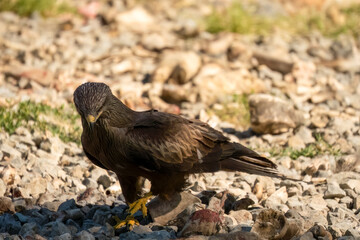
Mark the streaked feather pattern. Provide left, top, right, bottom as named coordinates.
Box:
left=74, top=82, right=284, bottom=203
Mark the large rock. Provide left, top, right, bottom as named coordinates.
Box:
left=116, top=7, right=155, bottom=33
left=152, top=50, right=201, bottom=84
left=251, top=209, right=300, bottom=240
left=147, top=192, right=201, bottom=227
left=324, top=182, right=346, bottom=199
left=194, top=66, right=266, bottom=105
left=264, top=186, right=288, bottom=209
left=249, top=94, right=304, bottom=134
left=178, top=209, right=223, bottom=237
left=253, top=51, right=294, bottom=74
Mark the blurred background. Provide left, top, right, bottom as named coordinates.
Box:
left=1, top=0, right=360, bottom=149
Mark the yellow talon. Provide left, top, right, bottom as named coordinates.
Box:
left=112, top=192, right=153, bottom=230
left=127, top=192, right=153, bottom=217
left=113, top=215, right=139, bottom=230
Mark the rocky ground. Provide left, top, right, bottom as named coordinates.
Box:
left=0, top=0, right=360, bottom=239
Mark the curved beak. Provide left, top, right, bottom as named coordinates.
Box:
left=86, top=111, right=102, bottom=129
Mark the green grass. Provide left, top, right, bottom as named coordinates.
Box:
left=205, top=2, right=360, bottom=37
left=209, top=94, right=250, bottom=129
left=0, top=0, right=76, bottom=17
left=205, top=2, right=272, bottom=35
left=268, top=134, right=341, bottom=160
left=0, top=101, right=81, bottom=144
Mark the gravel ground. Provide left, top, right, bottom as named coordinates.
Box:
left=0, top=0, right=360, bottom=239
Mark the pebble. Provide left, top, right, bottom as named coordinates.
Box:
left=324, top=182, right=347, bottom=199
left=249, top=94, right=304, bottom=134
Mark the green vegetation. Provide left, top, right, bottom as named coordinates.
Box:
left=0, top=0, right=75, bottom=17
left=206, top=2, right=272, bottom=35
left=205, top=2, right=360, bottom=37
left=209, top=94, right=250, bottom=129
left=0, top=101, right=81, bottom=144
left=268, top=134, right=341, bottom=160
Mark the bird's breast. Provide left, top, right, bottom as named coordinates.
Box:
left=83, top=126, right=127, bottom=171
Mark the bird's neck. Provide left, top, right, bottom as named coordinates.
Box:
left=108, top=97, right=136, bottom=127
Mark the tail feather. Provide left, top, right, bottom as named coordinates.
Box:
left=221, top=157, right=281, bottom=178
left=221, top=156, right=308, bottom=182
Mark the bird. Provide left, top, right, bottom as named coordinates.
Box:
left=73, top=82, right=285, bottom=229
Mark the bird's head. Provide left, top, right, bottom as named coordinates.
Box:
left=73, top=82, right=113, bottom=129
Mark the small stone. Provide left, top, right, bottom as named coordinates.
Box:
left=252, top=176, right=276, bottom=200
left=13, top=198, right=28, bottom=212
left=97, top=175, right=112, bottom=189
left=1, top=143, right=22, bottom=160
left=0, top=197, right=15, bottom=213
left=295, top=126, right=315, bottom=144
left=253, top=51, right=294, bottom=74
left=251, top=209, right=299, bottom=240
left=132, top=225, right=152, bottom=234
left=331, top=117, right=355, bottom=135
left=299, top=232, right=314, bottom=240
left=288, top=135, right=305, bottom=150
left=40, top=136, right=65, bottom=159
left=0, top=213, right=21, bottom=234
left=119, top=230, right=175, bottom=240
left=324, top=182, right=346, bottom=199
left=334, top=138, right=353, bottom=154
left=23, top=177, right=47, bottom=198
left=232, top=198, right=255, bottom=211
left=336, top=155, right=359, bottom=172
left=194, top=67, right=265, bottom=105
left=224, top=214, right=238, bottom=227
left=0, top=165, right=17, bottom=185
left=42, top=201, right=61, bottom=212
left=55, top=233, right=72, bottom=240
left=307, top=194, right=329, bottom=211
left=74, top=230, right=95, bottom=240
left=228, top=210, right=252, bottom=224
left=311, top=114, right=329, bottom=128
left=202, top=33, right=233, bottom=56
left=111, top=60, right=134, bottom=75
left=215, top=231, right=262, bottom=240
left=265, top=186, right=288, bottom=208
left=178, top=209, right=223, bottom=237
left=72, top=178, right=87, bottom=192
left=90, top=168, right=109, bottom=182
left=40, top=221, right=71, bottom=238
left=307, top=224, right=332, bottom=239
left=249, top=94, right=304, bottom=134
left=0, top=179, right=6, bottom=196
left=58, top=199, right=77, bottom=212
left=64, top=208, right=85, bottom=221
left=19, top=222, right=39, bottom=238
left=116, top=7, right=155, bottom=33
left=152, top=50, right=201, bottom=84
left=353, top=196, right=360, bottom=209
left=176, top=19, right=199, bottom=38
left=340, top=196, right=353, bottom=209
left=142, top=33, right=172, bottom=51
left=345, top=228, right=360, bottom=238
left=82, top=178, right=98, bottom=189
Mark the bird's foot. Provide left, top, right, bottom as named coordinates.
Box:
left=128, top=192, right=153, bottom=217
left=113, top=215, right=139, bottom=230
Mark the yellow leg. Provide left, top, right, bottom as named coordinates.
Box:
left=127, top=192, right=153, bottom=217
left=112, top=192, right=153, bottom=230
left=113, top=215, right=139, bottom=230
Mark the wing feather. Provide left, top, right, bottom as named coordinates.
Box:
left=124, top=112, right=226, bottom=169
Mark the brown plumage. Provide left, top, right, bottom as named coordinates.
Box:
left=73, top=82, right=283, bottom=203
